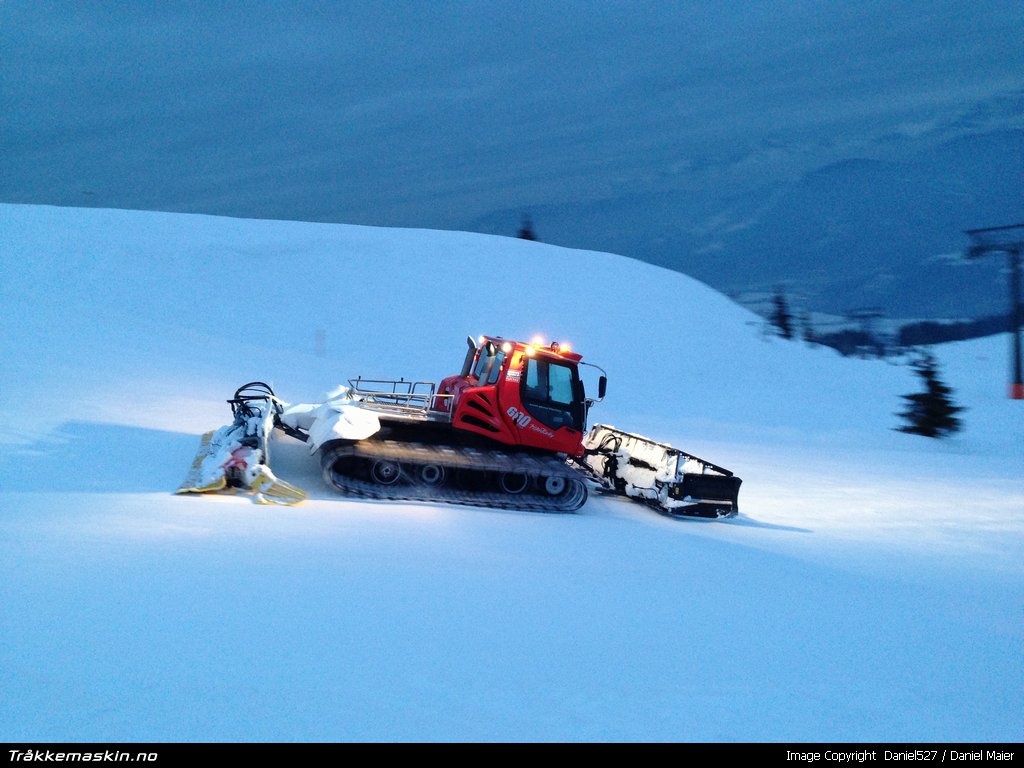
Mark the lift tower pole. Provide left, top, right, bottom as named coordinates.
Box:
left=965, top=224, right=1024, bottom=399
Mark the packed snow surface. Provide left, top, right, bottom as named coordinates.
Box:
left=1, top=204, right=1021, bottom=742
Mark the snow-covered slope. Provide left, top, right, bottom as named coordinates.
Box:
left=1, top=204, right=1021, bottom=742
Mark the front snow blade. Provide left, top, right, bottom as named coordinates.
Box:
left=664, top=473, right=742, bottom=519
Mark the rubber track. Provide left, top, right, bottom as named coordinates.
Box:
left=320, top=439, right=588, bottom=512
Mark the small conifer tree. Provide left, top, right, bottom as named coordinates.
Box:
left=895, top=351, right=964, bottom=438
left=770, top=291, right=794, bottom=340
left=800, top=310, right=816, bottom=343
left=517, top=214, right=537, bottom=241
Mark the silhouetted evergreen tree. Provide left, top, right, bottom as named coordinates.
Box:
left=517, top=214, right=537, bottom=241
left=800, top=310, right=816, bottom=343
left=770, top=291, right=794, bottom=339
left=895, top=351, right=964, bottom=438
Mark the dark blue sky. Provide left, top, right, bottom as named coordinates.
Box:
left=3, top=1, right=1018, bottom=223
left=2, top=2, right=1022, bottom=316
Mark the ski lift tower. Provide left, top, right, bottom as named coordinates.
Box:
left=965, top=224, right=1024, bottom=399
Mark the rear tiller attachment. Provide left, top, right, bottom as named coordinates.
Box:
left=176, top=382, right=307, bottom=505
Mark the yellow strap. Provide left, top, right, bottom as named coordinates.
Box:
left=251, top=471, right=308, bottom=505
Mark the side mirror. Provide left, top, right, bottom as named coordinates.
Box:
left=598, top=375, right=607, bottom=400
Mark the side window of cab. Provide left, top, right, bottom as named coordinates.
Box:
left=521, top=358, right=581, bottom=431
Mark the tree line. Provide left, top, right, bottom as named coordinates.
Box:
left=768, top=290, right=976, bottom=439
left=769, top=291, right=1011, bottom=357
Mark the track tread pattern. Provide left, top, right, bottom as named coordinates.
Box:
left=320, top=439, right=588, bottom=513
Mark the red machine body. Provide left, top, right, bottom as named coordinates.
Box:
left=434, top=336, right=592, bottom=457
